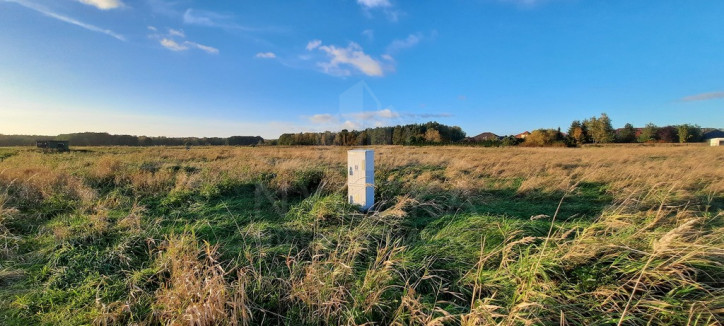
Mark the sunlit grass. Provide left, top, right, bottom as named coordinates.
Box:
left=0, top=145, right=722, bottom=325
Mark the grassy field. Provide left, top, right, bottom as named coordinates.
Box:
left=0, top=145, right=722, bottom=325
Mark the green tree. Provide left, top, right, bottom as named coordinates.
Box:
left=567, top=120, right=587, bottom=146
left=584, top=113, right=614, bottom=144
left=638, top=123, right=658, bottom=143
left=616, top=123, right=637, bottom=143
left=677, top=124, right=702, bottom=143
left=523, top=129, right=561, bottom=147
left=501, top=136, right=520, bottom=146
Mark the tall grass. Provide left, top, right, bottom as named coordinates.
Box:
left=0, top=145, right=721, bottom=325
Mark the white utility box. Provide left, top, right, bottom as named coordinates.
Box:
left=348, top=149, right=374, bottom=211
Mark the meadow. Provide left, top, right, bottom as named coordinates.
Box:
left=0, top=145, right=722, bottom=325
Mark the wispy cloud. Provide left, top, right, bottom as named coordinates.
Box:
left=305, top=109, right=452, bottom=130
left=168, top=28, right=185, bottom=37
left=160, top=38, right=187, bottom=51
left=306, top=40, right=322, bottom=51
left=345, top=109, right=399, bottom=120
left=183, top=8, right=224, bottom=27
left=182, top=8, right=258, bottom=31
left=255, top=52, right=276, bottom=59
left=356, top=0, right=402, bottom=22
left=4, top=0, right=125, bottom=41
left=357, top=0, right=391, bottom=9
left=147, top=0, right=179, bottom=16
left=159, top=39, right=218, bottom=54
left=76, top=0, right=124, bottom=10
left=386, top=33, right=422, bottom=54
left=306, top=40, right=384, bottom=77
left=149, top=26, right=218, bottom=54
left=413, top=113, right=453, bottom=118
left=308, top=114, right=336, bottom=124
left=498, top=0, right=555, bottom=8
left=362, top=29, right=374, bottom=41
left=680, top=91, right=724, bottom=102
left=301, top=81, right=452, bottom=131
left=187, top=41, right=218, bottom=54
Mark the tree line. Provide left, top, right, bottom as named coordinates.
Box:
left=523, top=113, right=708, bottom=147
left=277, top=122, right=466, bottom=146
left=0, top=115, right=716, bottom=148
left=0, top=132, right=264, bottom=147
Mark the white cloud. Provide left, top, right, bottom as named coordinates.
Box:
left=182, top=8, right=255, bottom=31
left=503, top=0, right=541, bottom=4
left=76, top=0, right=124, bottom=10
left=381, top=54, right=394, bottom=61
left=306, top=39, right=322, bottom=51
left=183, top=8, right=218, bottom=26
left=342, top=120, right=360, bottom=130
left=356, top=0, right=401, bottom=22
left=187, top=41, right=219, bottom=54
left=303, top=109, right=452, bottom=131
left=376, top=108, right=399, bottom=119
left=308, top=41, right=384, bottom=77
left=255, top=52, right=276, bottom=59
left=357, top=0, right=391, bottom=8
left=308, top=114, right=337, bottom=124
left=345, top=109, right=399, bottom=121
left=159, top=39, right=218, bottom=54
left=150, top=27, right=218, bottom=54
left=499, top=0, right=559, bottom=7
left=387, top=33, right=422, bottom=54
left=5, top=0, right=125, bottom=41
left=362, top=29, right=374, bottom=41
left=160, top=38, right=187, bottom=51
left=680, top=91, right=724, bottom=102
left=383, top=10, right=401, bottom=22
left=168, top=28, right=185, bottom=37
left=148, top=0, right=178, bottom=16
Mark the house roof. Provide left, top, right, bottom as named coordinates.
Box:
left=703, top=129, right=724, bottom=140
left=469, top=132, right=499, bottom=141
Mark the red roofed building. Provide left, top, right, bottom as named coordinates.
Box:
left=515, top=131, right=530, bottom=139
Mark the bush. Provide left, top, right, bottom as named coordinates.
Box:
left=522, top=129, right=565, bottom=147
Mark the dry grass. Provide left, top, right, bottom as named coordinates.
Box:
left=0, top=144, right=722, bottom=325
left=153, top=234, right=250, bottom=326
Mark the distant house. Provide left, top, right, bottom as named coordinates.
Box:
left=515, top=131, right=530, bottom=139
left=702, top=129, right=724, bottom=141
left=711, top=138, right=724, bottom=146
left=37, top=140, right=70, bottom=152
left=468, top=132, right=500, bottom=142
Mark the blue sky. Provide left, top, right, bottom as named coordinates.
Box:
left=1, top=0, right=722, bottom=138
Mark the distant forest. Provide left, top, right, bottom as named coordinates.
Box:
left=1, top=116, right=721, bottom=147
left=278, top=122, right=466, bottom=146
left=0, top=132, right=263, bottom=147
